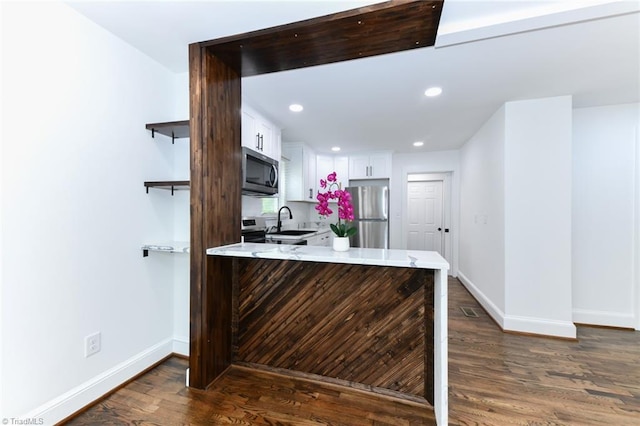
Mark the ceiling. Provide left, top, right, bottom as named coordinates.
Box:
left=68, top=1, right=640, bottom=154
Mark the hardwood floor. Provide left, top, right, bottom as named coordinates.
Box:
left=64, top=278, right=640, bottom=425
left=448, top=279, right=640, bottom=425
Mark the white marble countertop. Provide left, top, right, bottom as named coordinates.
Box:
left=207, top=242, right=449, bottom=270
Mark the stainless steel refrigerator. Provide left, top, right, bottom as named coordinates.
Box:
left=346, top=185, right=389, bottom=249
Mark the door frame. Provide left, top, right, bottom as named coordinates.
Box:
left=402, top=172, right=453, bottom=273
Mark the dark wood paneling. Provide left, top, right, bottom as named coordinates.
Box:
left=189, top=43, right=241, bottom=389
left=236, top=258, right=435, bottom=400
left=190, top=0, right=445, bottom=393
left=202, top=0, right=444, bottom=76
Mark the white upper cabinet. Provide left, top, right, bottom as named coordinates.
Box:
left=348, top=152, right=391, bottom=179
left=241, top=104, right=280, bottom=161
left=316, top=154, right=349, bottom=192
left=282, top=143, right=316, bottom=202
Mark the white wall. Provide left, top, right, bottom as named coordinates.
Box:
left=1, top=2, right=181, bottom=422
left=458, top=106, right=507, bottom=322
left=171, top=72, right=190, bottom=355
left=572, top=103, right=639, bottom=328
left=391, top=150, right=460, bottom=275
left=503, top=97, right=575, bottom=338
left=459, top=97, right=576, bottom=338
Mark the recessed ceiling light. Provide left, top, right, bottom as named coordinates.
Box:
left=331, top=146, right=341, bottom=152
left=289, top=104, right=303, bottom=112
left=424, top=87, right=442, bottom=97
left=413, top=141, right=424, bottom=147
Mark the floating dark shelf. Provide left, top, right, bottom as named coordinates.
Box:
left=144, top=180, right=190, bottom=195
left=145, top=120, right=190, bottom=143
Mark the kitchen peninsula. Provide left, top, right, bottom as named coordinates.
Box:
left=207, top=243, right=449, bottom=425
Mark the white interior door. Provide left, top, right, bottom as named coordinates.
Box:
left=407, top=180, right=443, bottom=254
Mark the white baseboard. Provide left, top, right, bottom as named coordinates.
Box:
left=172, top=336, right=190, bottom=357
left=23, top=338, right=174, bottom=425
left=457, top=270, right=506, bottom=328
left=458, top=270, right=577, bottom=338
left=573, top=308, right=636, bottom=329
left=503, top=314, right=576, bottom=338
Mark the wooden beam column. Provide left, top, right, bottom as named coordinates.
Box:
left=189, top=43, right=241, bottom=389
left=188, top=0, right=444, bottom=392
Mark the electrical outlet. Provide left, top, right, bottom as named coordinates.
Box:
left=84, top=332, right=101, bottom=357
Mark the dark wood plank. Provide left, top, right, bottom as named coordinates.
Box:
left=189, top=42, right=206, bottom=390
left=143, top=180, right=189, bottom=191
left=145, top=120, right=190, bottom=139
left=189, top=42, right=241, bottom=388
left=235, top=259, right=434, bottom=400
left=201, top=0, right=444, bottom=76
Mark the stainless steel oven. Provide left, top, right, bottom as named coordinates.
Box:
left=241, top=216, right=267, bottom=243
left=242, top=147, right=278, bottom=196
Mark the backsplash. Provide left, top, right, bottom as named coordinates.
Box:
left=241, top=196, right=336, bottom=230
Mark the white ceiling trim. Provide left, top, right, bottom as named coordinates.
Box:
left=436, top=0, right=640, bottom=47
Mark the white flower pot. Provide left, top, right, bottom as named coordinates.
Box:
left=332, top=236, right=350, bottom=252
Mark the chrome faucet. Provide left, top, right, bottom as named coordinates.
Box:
left=276, top=206, right=292, bottom=233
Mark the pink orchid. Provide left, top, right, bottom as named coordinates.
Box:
left=314, top=172, right=357, bottom=238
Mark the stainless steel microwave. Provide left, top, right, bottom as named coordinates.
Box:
left=242, top=147, right=278, bottom=196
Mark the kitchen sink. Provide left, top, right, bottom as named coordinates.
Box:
left=268, top=230, right=315, bottom=236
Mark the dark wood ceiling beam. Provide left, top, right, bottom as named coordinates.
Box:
left=201, top=0, right=444, bottom=76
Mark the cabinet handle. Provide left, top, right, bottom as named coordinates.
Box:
left=255, top=133, right=260, bottom=150
left=260, top=134, right=264, bottom=151
left=309, top=188, right=313, bottom=199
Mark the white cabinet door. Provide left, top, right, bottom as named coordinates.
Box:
left=369, top=153, right=391, bottom=178
left=318, top=230, right=332, bottom=246
left=317, top=155, right=349, bottom=201
left=272, top=127, right=282, bottom=162
left=304, top=146, right=316, bottom=201
left=241, top=108, right=259, bottom=152
left=241, top=105, right=281, bottom=161
left=257, top=119, right=273, bottom=157
left=349, top=155, right=370, bottom=179
left=283, top=144, right=303, bottom=201
left=316, top=155, right=334, bottom=185
left=306, top=230, right=331, bottom=246
left=333, top=156, right=349, bottom=187
left=348, top=153, right=391, bottom=179
left=283, top=143, right=316, bottom=202
left=305, top=234, right=320, bottom=246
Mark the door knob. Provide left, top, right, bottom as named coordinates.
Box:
left=437, top=227, right=442, bottom=231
